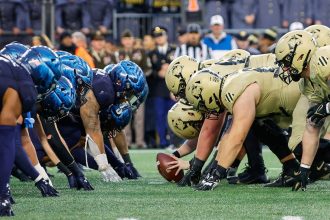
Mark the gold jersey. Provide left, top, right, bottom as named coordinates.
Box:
left=208, top=53, right=277, bottom=77
left=220, top=69, right=301, bottom=128
left=300, top=45, right=330, bottom=104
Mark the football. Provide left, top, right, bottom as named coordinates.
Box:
left=156, top=153, right=184, bottom=182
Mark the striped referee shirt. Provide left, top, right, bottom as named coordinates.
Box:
left=174, top=43, right=213, bottom=61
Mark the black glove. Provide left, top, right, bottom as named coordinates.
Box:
left=177, top=169, right=201, bottom=187
left=67, top=174, right=78, bottom=189
left=75, top=175, right=94, bottom=191
left=177, top=158, right=204, bottom=187
left=307, top=102, right=330, bottom=127
left=0, top=198, right=14, bottom=217
left=115, top=164, right=138, bottom=179
left=292, top=166, right=310, bottom=191
left=126, top=163, right=141, bottom=178
left=195, top=165, right=227, bottom=191
left=35, top=179, right=59, bottom=197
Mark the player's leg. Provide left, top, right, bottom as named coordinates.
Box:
left=0, top=88, right=22, bottom=216
left=253, top=119, right=299, bottom=187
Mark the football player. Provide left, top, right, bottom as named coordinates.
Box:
left=0, top=44, right=65, bottom=216
left=274, top=26, right=330, bottom=190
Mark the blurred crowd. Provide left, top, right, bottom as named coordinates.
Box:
left=1, top=0, right=330, bottom=149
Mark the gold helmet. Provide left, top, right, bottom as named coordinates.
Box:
left=305, top=25, right=330, bottom=47
left=185, top=69, right=223, bottom=113
left=275, top=30, right=317, bottom=82
left=167, top=99, right=204, bottom=139
left=208, top=49, right=250, bottom=76
left=165, top=55, right=203, bottom=98
left=201, top=59, right=218, bottom=68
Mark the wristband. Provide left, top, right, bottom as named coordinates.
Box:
left=300, top=164, right=311, bottom=169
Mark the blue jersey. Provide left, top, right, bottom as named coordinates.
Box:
left=0, top=56, right=37, bottom=113
left=57, top=69, right=115, bottom=148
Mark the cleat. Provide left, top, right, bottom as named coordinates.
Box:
left=264, top=169, right=296, bottom=187
left=0, top=198, right=14, bottom=216
left=310, top=162, right=330, bottom=182
left=235, top=165, right=270, bottom=184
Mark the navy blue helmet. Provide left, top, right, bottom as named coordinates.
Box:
left=105, top=60, right=146, bottom=99
left=19, top=46, right=62, bottom=101
left=100, top=102, right=133, bottom=132
left=0, top=42, right=29, bottom=60
left=38, top=76, right=76, bottom=122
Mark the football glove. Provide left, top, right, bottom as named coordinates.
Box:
left=100, top=164, right=122, bottom=182
left=35, top=179, right=59, bottom=197
left=292, top=166, right=310, bottom=191
left=195, top=168, right=222, bottom=191
left=177, top=169, right=201, bottom=187
left=115, top=164, right=138, bottom=179
left=307, top=102, right=330, bottom=127
left=0, top=198, right=14, bottom=217
left=126, top=163, right=141, bottom=178
left=67, top=174, right=78, bottom=189
left=75, top=175, right=94, bottom=190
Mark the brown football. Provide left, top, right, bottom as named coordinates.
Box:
left=156, top=153, right=184, bottom=183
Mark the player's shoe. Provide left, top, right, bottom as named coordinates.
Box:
left=309, top=162, right=330, bottom=182
left=264, top=169, right=296, bottom=187
left=236, top=165, right=270, bottom=184
left=0, top=198, right=14, bottom=217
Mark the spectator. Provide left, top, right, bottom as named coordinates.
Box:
left=231, top=0, right=257, bottom=29
left=150, top=0, right=181, bottom=43
left=115, top=30, right=151, bottom=149
left=289, top=22, right=304, bottom=31
left=89, top=32, right=116, bottom=69
left=25, top=0, right=42, bottom=32
left=258, top=28, right=277, bottom=54
left=143, top=34, right=156, bottom=52
left=202, top=16, right=236, bottom=59
left=0, top=0, right=31, bottom=47
left=314, top=0, right=330, bottom=27
left=31, top=35, right=53, bottom=48
left=55, top=0, right=91, bottom=35
left=148, top=26, right=176, bottom=148
left=72, top=31, right=95, bottom=68
left=255, top=0, right=282, bottom=28
left=248, top=33, right=260, bottom=51
left=204, top=0, right=230, bottom=28
left=282, top=0, right=312, bottom=28
left=235, top=31, right=260, bottom=55
left=177, top=29, right=188, bottom=45
left=58, top=32, right=76, bottom=54
left=86, top=0, right=113, bottom=34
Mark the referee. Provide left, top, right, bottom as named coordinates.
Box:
left=174, top=23, right=212, bottom=61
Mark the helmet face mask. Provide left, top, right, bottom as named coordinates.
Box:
left=275, top=30, right=316, bottom=84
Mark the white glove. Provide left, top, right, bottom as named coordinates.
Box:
left=94, top=154, right=122, bottom=182
left=34, top=163, right=53, bottom=186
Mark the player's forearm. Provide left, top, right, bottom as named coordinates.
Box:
left=21, top=128, right=40, bottom=166
left=87, top=130, right=105, bottom=154
left=177, top=139, right=198, bottom=157
left=113, top=130, right=129, bottom=155
left=195, top=117, right=223, bottom=161
left=301, top=124, right=320, bottom=166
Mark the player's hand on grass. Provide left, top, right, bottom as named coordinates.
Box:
left=177, top=169, right=201, bottom=187
left=35, top=178, right=59, bottom=197
left=166, top=155, right=190, bottom=176
left=75, top=175, right=94, bottom=190
left=100, top=164, right=122, bottom=182
left=292, top=166, right=310, bottom=192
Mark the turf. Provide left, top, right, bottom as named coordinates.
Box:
left=9, top=149, right=330, bottom=220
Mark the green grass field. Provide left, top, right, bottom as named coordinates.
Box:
left=9, top=149, right=330, bottom=220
